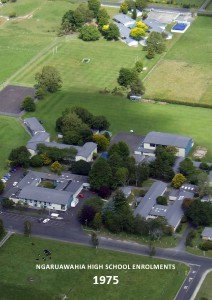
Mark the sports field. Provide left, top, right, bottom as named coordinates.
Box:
left=0, top=234, right=188, bottom=300
left=196, top=271, right=212, bottom=300
left=148, top=0, right=204, bottom=7
left=144, top=17, right=212, bottom=105
left=0, top=116, right=29, bottom=177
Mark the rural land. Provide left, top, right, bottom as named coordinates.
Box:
left=0, top=0, right=212, bottom=300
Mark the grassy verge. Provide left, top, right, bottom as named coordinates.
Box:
left=0, top=116, right=29, bottom=177
left=196, top=271, right=212, bottom=300
left=0, top=234, right=189, bottom=300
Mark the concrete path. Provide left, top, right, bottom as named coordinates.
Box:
left=175, top=223, right=192, bottom=251
left=0, top=231, right=14, bottom=248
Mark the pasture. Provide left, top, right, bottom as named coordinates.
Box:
left=0, top=234, right=188, bottom=300
left=0, top=116, right=29, bottom=177
left=144, top=17, right=212, bottom=105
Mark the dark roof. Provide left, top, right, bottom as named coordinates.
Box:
left=64, top=181, right=83, bottom=193
left=27, top=132, right=50, bottom=144
left=143, top=131, right=192, bottom=148
left=144, top=18, right=166, bottom=33
left=202, top=227, right=212, bottom=237
left=180, top=183, right=196, bottom=192
left=110, top=133, right=144, bottom=154
left=24, top=117, right=46, bottom=135
left=18, top=185, right=71, bottom=205
left=77, top=142, right=97, bottom=159
left=133, top=181, right=167, bottom=218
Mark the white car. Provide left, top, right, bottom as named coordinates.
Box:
left=43, top=218, right=50, bottom=223
left=13, top=182, right=18, bottom=186
left=1, top=179, right=6, bottom=183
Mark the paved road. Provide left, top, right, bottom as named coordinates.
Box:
left=0, top=209, right=211, bottom=300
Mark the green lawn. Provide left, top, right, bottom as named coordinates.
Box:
left=0, top=0, right=43, bottom=17
left=144, top=17, right=212, bottom=105
left=24, top=89, right=212, bottom=161
left=196, top=271, right=212, bottom=300
left=147, top=0, right=204, bottom=7
left=0, top=234, right=188, bottom=300
left=0, top=116, right=29, bottom=177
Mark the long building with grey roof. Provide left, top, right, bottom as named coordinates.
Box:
left=24, top=117, right=46, bottom=135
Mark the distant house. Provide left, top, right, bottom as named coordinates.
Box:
left=135, top=131, right=193, bottom=158
left=144, top=18, right=166, bottom=33
left=113, top=14, right=136, bottom=27
left=201, top=227, right=212, bottom=241
left=24, top=117, right=46, bottom=136
left=115, top=23, right=138, bottom=47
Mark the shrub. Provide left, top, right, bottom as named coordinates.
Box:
left=71, top=160, right=91, bottom=176
left=30, top=155, right=43, bottom=167
left=156, top=196, right=167, bottom=205
left=1, top=198, right=14, bottom=209
left=199, top=241, right=212, bottom=251
left=175, top=223, right=182, bottom=233
left=9, top=11, right=16, bottom=18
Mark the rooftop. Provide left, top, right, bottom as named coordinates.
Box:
left=165, top=200, right=184, bottom=229
left=18, top=185, right=71, bottom=205
left=113, top=14, right=136, bottom=25
left=201, top=227, right=212, bottom=238
left=24, top=117, right=46, bottom=135
left=110, top=133, right=145, bottom=154
left=143, top=131, right=192, bottom=148
left=150, top=204, right=168, bottom=217
left=133, top=181, right=167, bottom=219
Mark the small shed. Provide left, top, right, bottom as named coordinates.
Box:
left=201, top=227, right=212, bottom=241
left=130, top=95, right=142, bottom=101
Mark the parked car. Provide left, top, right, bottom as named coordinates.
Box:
left=38, top=218, right=44, bottom=223
left=1, top=179, right=6, bottom=183
left=78, top=193, right=84, bottom=198
left=43, top=218, right=50, bottom=223
left=13, top=182, right=18, bottom=186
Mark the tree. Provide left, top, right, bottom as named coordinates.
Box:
left=89, top=157, right=112, bottom=190
left=179, top=158, right=195, bottom=177
left=88, top=0, right=100, bottom=17
left=35, top=66, right=62, bottom=93
left=80, top=24, right=101, bottom=41
left=135, top=163, right=149, bottom=186
left=30, top=155, right=43, bottom=167
left=172, top=173, right=187, bottom=188
left=197, top=172, right=211, bottom=198
left=21, top=96, right=35, bottom=112
left=97, top=8, right=110, bottom=25
left=146, top=45, right=155, bottom=59
left=129, top=77, right=145, bottom=96
left=91, top=115, right=110, bottom=130
left=71, top=160, right=91, bottom=175
left=119, top=1, right=128, bottom=14
left=0, top=219, right=5, bottom=239
left=9, top=146, right=31, bottom=168
left=115, top=167, right=129, bottom=186
left=130, top=27, right=146, bottom=40
left=98, top=186, right=112, bottom=198
left=146, top=31, right=166, bottom=54
left=135, top=0, right=147, bottom=10
left=92, top=213, right=102, bottom=230
left=78, top=205, right=97, bottom=226
left=1, top=198, right=14, bottom=209
left=126, top=0, right=135, bottom=10
left=93, top=134, right=109, bottom=151
left=186, top=200, right=212, bottom=226
left=132, top=5, right=137, bottom=20
left=135, top=60, right=143, bottom=73
left=24, top=220, right=31, bottom=237
left=103, top=23, right=120, bottom=41
left=0, top=180, right=5, bottom=194
left=117, top=68, right=138, bottom=87
left=156, top=196, right=167, bottom=205
left=71, top=106, right=94, bottom=126
left=91, top=231, right=99, bottom=248
left=182, top=198, right=193, bottom=210
left=40, top=153, right=52, bottom=165
left=50, top=161, right=62, bottom=174
left=113, top=190, right=128, bottom=211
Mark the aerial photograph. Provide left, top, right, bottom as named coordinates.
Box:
left=0, top=0, right=211, bottom=299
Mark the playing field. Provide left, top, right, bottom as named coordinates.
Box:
left=24, top=89, right=212, bottom=161
left=196, top=271, right=212, bottom=300
left=0, top=116, right=29, bottom=177
left=144, top=17, right=212, bottom=105
left=0, top=234, right=188, bottom=300
left=148, top=0, right=204, bottom=7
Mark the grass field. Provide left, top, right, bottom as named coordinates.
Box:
left=24, top=89, right=212, bottom=161
left=196, top=271, right=212, bottom=300
left=148, top=0, right=204, bottom=7
left=0, top=234, right=188, bottom=300
left=0, top=0, right=43, bottom=17
left=0, top=116, right=29, bottom=177
left=144, top=17, right=212, bottom=105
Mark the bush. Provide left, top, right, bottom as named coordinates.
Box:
left=71, top=160, right=91, bottom=176
left=9, top=11, right=16, bottom=18
left=199, top=162, right=209, bottom=171
left=42, top=181, right=55, bottom=189
left=199, top=241, right=212, bottom=251
left=2, top=198, right=14, bottom=209
left=21, top=96, right=36, bottom=112
left=30, top=155, right=43, bottom=167
left=175, top=223, right=182, bottom=233
left=80, top=25, right=101, bottom=41
left=156, top=196, right=167, bottom=205
left=98, top=186, right=112, bottom=198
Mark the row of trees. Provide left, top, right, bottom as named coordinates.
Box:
left=120, top=0, right=147, bottom=14
left=56, top=106, right=110, bottom=146
left=78, top=191, right=172, bottom=238
left=145, top=32, right=167, bottom=59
